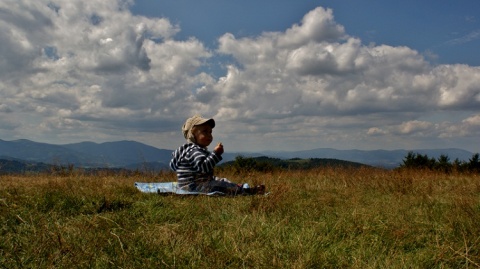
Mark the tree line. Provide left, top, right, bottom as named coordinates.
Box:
left=399, top=152, right=480, bottom=173
left=222, top=153, right=480, bottom=174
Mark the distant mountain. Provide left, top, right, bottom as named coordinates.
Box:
left=0, top=139, right=89, bottom=164
left=0, top=139, right=476, bottom=170
left=0, top=139, right=171, bottom=168
left=62, top=140, right=172, bottom=167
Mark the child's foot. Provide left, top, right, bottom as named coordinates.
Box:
left=240, top=184, right=266, bottom=195
left=254, top=185, right=266, bottom=195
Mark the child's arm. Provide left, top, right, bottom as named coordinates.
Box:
left=189, top=146, right=222, bottom=173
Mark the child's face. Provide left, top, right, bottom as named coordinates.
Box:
left=192, top=124, right=213, bottom=148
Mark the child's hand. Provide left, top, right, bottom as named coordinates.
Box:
left=214, top=142, right=224, bottom=155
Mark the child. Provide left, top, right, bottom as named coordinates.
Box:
left=169, top=115, right=265, bottom=195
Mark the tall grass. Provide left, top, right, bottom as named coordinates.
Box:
left=1, top=168, right=479, bottom=268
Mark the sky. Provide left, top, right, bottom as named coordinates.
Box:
left=0, top=0, right=479, bottom=153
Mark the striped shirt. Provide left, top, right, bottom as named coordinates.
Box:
left=169, top=143, right=223, bottom=189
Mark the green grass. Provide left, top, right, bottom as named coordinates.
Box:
left=1, top=168, right=479, bottom=268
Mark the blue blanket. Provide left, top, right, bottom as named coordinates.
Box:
left=134, top=182, right=227, bottom=196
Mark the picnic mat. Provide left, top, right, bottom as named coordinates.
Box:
left=134, top=182, right=227, bottom=196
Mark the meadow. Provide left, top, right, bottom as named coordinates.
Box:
left=1, top=167, right=479, bottom=268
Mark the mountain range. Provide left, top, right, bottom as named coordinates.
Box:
left=0, top=139, right=476, bottom=170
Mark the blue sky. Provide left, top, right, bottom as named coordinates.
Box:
left=131, top=0, right=480, bottom=66
left=0, top=0, right=479, bottom=153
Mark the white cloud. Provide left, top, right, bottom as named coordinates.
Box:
left=397, top=120, right=433, bottom=135
left=463, top=114, right=480, bottom=125
left=0, top=0, right=212, bottom=142
left=445, top=29, right=480, bottom=45
left=0, top=2, right=479, bottom=152
left=279, top=7, right=346, bottom=47
left=367, top=127, right=388, bottom=136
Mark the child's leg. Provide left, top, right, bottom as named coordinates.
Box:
left=196, top=179, right=265, bottom=195
left=200, top=180, right=242, bottom=194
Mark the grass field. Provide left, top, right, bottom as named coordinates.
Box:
left=1, top=167, right=479, bottom=268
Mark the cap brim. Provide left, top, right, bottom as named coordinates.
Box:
left=196, top=118, right=215, bottom=128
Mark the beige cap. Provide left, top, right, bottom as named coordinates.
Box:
left=182, top=114, right=215, bottom=141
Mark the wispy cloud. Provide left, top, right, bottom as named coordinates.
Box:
left=465, top=15, right=476, bottom=23
left=445, top=29, right=480, bottom=45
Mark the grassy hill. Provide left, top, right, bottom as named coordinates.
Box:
left=219, top=156, right=369, bottom=173
left=1, top=168, right=479, bottom=268
left=0, top=159, right=51, bottom=174
left=0, top=156, right=367, bottom=175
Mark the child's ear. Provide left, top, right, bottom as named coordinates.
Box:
left=187, top=131, right=196, bottom=143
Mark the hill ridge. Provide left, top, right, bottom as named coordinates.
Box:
left=0, top=139, right=475, bottom=170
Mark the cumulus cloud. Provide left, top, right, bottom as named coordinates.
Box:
left=0, top=2, right=479, bottom=152
left=211, top=7, right=480, bottom=150
left=0, top=0, right=212, bottom=141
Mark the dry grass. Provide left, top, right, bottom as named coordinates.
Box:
left=1, top=168, right=479, bottom=268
